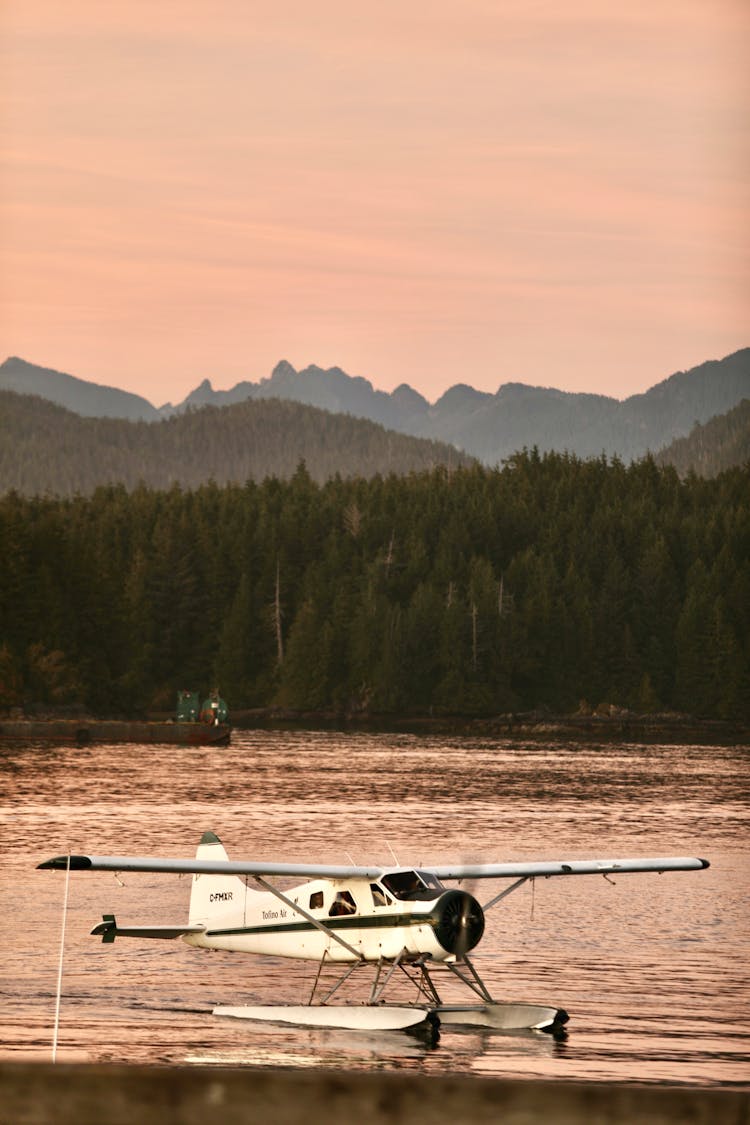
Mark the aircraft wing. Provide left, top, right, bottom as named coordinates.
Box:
left=38, top=854, right=383, bottom=879
left=38, top=853, right=708, bottom=880
left=428, top=857, right=709, bottom=879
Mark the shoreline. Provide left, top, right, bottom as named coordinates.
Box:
left=1, top=710, right=748, bottom=746
left=229, top=709, right=750, bottom=745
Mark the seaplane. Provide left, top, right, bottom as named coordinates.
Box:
left=39, top=833, right=709, bottom=1040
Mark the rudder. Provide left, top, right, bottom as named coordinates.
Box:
left=188, top=831, right=247, bottom=927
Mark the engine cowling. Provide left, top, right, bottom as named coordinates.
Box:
left=431, top=889, right=485, bottom=955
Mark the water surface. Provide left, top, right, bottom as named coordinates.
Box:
left=1, top=731, right=748, bottom=1086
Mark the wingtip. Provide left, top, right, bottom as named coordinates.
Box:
left=699, top=857, right=710, bottom=869
left=37, top=855, right=93, bottom=870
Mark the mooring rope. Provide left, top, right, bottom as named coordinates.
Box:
left=52, top=850, right=71, bottom=1063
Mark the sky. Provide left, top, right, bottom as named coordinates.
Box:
left=2, top=1, right=748, bottom=406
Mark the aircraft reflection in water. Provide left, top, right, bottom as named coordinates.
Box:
left=40, top=831, right=709, bottom=1040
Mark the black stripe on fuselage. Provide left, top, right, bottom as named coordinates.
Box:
left=207, top=910, right=437, bottom=939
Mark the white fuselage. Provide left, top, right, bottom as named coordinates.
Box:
left=184, top=875, right=450, bottom=962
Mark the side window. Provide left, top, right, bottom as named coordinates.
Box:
left=370, top=883, right=388, bottom=907
left=329, top=891, right=357, bottom=916
left=309, top=891, right=324, bottom=910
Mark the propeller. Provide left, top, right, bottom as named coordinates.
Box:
left=454, top=858, right=483, bottom=959
left=433, top=889, right=485, bottom=957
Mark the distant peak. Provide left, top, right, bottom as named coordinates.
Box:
left=391, top=383, right=428, bottom=409
left=2, top=356, right=61, bottom=374
left=271, top=360, right=298, bottom=379
left=184, top=378, right=215, bottom=404
left=435, top=383, right=490, bottom=408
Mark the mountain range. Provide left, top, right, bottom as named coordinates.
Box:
left=1, top=348, right=749, bottom=466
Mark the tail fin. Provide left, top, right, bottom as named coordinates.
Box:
left=188, top=831, right=247, bottom=927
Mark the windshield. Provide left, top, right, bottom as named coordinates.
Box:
left=381, top=870, right=444, bottom=901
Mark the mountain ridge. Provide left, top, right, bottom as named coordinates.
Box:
left=0, top=356, right=160, bottom=421
left=2, top=348, right=748, bottom=464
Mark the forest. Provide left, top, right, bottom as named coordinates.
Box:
left=1, top=452, right=748, bottom=720
left=656, top=399, right=750, bottom=478
left=0, top=390, right=473, bottom=495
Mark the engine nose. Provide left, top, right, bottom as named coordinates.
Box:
left=432, top=889, right=485, bottom=956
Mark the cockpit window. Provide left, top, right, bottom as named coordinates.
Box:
left=309, top=891, right=324, bottom=910
left=370, top=883, right=390, bottom=907
left=381, top=870, right=444, bottom=901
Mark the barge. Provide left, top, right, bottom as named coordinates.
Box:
left=0, top=718, right=231, bottom=746
left=0, top=691, right=231, bottom=746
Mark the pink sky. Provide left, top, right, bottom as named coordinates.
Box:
left=2, top=1, right=747, bottom=406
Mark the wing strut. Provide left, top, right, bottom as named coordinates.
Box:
left=253, top=876, right=361, bottom=960
left=482, top=875, right=529, bottom=912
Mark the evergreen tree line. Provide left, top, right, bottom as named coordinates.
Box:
left=655, top=399, right=750, bottom=478
left=0, top=390, right=473, bottom=495
left=1, top=452, right=748, bottom=720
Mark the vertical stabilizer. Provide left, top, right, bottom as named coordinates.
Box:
left=188, top=831, right=247, bottom=927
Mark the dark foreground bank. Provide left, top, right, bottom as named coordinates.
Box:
left=1, top=1063, right=747, bottom=1125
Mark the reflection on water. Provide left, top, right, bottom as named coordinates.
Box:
left=0, top=731, right=748, bottom=1086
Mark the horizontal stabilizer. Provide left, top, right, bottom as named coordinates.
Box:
left=91, top=914, right=205, bottom=943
